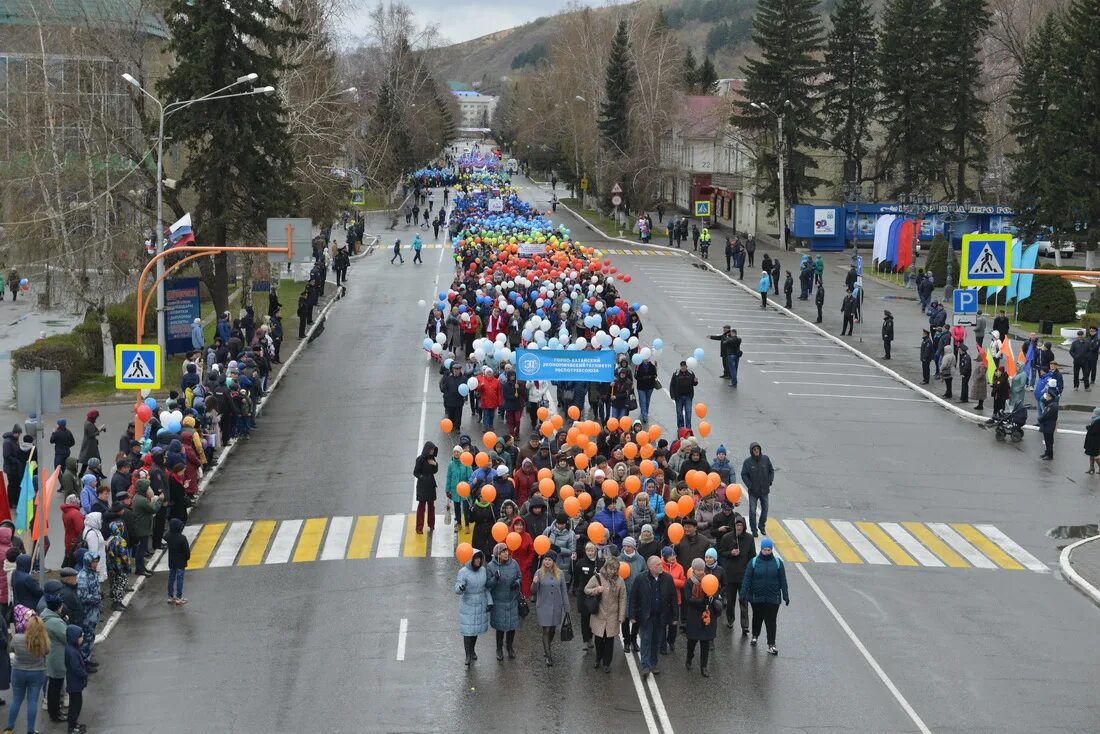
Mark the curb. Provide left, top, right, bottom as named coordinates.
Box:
left=1059, top=534, right=1100, bottom=606
left=95, top=287, right=346, bottom=643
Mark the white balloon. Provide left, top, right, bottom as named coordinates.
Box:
left=610, top=325, right=621, bottom=337
left=628, top=336, right=639, bottom=348
left=506, top=305, right=515, bottom=314
left=562, top=303, right=571, bottom=312
left=430, top=343, right=443, bottom=354
left=640, top=347, right=652, bottom=359
left=418, top=299, right=427, bottom=308
left=467, top=377, right=479, bottom=389
left=541, top=319, right=552, bottom=331
left=473, top=349, right=486, bottom=361
left=686, top=357, right=698, bottom=369
left=639, top=305, right=649, bottom=315
left=434, top=332, right=447, bottom=345
left=159, top=411, right=170, bottom=425
left=495, top=333, right=507, bottom=344
left=575, top=337, right=588, bottom=349
left=535, top=330, right=545, bottom=341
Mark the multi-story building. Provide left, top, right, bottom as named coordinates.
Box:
left=452, top=90, right=497, bottom=130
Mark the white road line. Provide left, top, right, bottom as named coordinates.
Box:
left=396, top=618, right=408, bottom=661
left=208, top=521, right=252, bottom=568
left=927, top=523, right=997, bottom=568
left=796, top=564, right=933, bottom=734
left=414, top=363, right=429, bottom=511
left=880, top=523, right=944, bottom=567
left=763, top=371, right=894, bottom=378
left=623, top=649, right=661, bottom=734
left=320, top=515, right=353, bottom=561
left=154, top=525, right=201, bottom=572
left=376, top=514, right=405, bottom=558
left=752, top=360, right=879, bottom=367
left=786, top=393, right=928, bottom=402
left=783, top=519, right=836, bottom=562
left=430, top=517, right=451, bottom=557
left=751, top=349, right=846, bottom=354
left=646, top=669, right=675, bottom=733
left=774, top=381, right=909, bottom=391
left=265, top=519, right=303, bottom=565
left=831, top=520, right=890, bottom=564
left=974, top=524, right=1049, bottom=572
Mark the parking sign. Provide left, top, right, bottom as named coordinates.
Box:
left=953, top=288, right=978, bottom=313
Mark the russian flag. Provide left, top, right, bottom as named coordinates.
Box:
left=168, top=213, right=195, bottom=248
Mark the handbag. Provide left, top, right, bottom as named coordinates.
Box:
left=518, top=598, right=530, bottom=618
left=560, top=612, right=574, bottom=642
left=627, top=393, right=639, bottom=412
left=653, top=377, right=663, bottom=391
left=710, top=596, right=724, bottom=617
left=583, top=590, right=601, bottom=615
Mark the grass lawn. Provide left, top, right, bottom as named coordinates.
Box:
left=361, top=191, right=392, bottom=211
left=561, top=198, right=628, bottom=238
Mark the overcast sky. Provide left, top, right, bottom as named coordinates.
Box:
left=347, top=1, right=580, bottom=45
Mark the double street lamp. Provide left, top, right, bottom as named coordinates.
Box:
left=121, top=71, right=275, bottom=355
left=751, top=100, right=790, bottom=251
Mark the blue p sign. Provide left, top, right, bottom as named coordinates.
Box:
left=953, top=288, right=978, bottom=313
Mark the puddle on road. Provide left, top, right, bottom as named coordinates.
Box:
left=1047, top=524, right=1099, bottom=539
left=881, top=294, right=919, bottom=302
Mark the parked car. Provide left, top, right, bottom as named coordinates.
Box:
left=1037, top=240, right=1075, bottom=258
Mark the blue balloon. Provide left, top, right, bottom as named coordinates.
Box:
left=144, top=397, right=157, bottom=410
left=458, top=304, right=467, bottom=313
left=653, top=338, right=664, bottom=350
left=581, top=303, right=591, bottom=314
left=631, top=353, right=644, bottom=365
left=423, top=338, right=433, bottom=349
left=168, top=421, right=182, bottom=433
left=620, top=328, right=631, bottom=339
left=631, top=303, right=640, bottom=311
left=693, top=348, right=705, bottom=361
left=458, top=384, right=470, bottom=397
left=444, top=358, right=454, bottom=369
left=439, top=292, right=447, bottom=301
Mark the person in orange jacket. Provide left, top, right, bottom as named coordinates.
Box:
left=476, top=367, right=502, bottom=431
left=660, top=545, right=686, bottom=654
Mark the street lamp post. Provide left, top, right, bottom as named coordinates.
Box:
left=121, top=72, right=274, bottom=355
left=940, top=205, right=970, bottom=300
left=572, top=95, right=585, bottom=207
left=751, top=101, right=790, bottom=251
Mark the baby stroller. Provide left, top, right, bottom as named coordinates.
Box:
left=992, top=403, right=1027, bottom=443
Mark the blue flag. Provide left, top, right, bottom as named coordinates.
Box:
left=14, top=459, right=36, bottom=533
left=1016, top=243, right=1041, bottom=303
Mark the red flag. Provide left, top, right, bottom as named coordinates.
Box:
left=31, top=465, right=60, bottom=542
left=0, top=473, right=10, bottom=523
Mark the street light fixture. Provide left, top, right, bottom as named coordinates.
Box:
left=751, top=101, right=790, bottom=251
left=122, top=71, right=268, bottom=356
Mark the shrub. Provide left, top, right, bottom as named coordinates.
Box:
left=11, top=333, right=95, bottom=394
left=1087, top=286, right=1100, bottom=314
left=1018, top=264, right=1078, bottom=322
left=1080, top=313, right=1100, bottom=331
left=924, top=234, right=960, bottom=287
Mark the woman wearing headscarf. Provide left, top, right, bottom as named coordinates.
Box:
left=76, top=551, right=102, bottom=668
left=454, top=549, right=491, bottom=669
left=683, top=558, right=720, bottom=677
left=105, top=519, right=132, bottom=611
left=636, top=524, right=661, bottom=560
left=487, top=543, right=521, bottom=660
left=626, top=493, right=657, bottom=536
left=531, top=550, right=568, bottom=667
left=5, top=606, right=48, bottom=733
left=469, top=490, right=498, bottom=560
left=1086, top=408, right=1100, bottom=474
left=508, top=516, right=535, bottom=598
left=583, top=557, right=627, bottom=672
left=413, top=441, right=439, bottom=534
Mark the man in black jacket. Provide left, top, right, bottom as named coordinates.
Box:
left=740, top=442, right=774, bottom=537
left=992, top=310, right=1010, bottom=340
left=815, top=283, right=825, bottom=323
left=669, top=362, right=698, bottom=430
left=840, top=290, right=857, bottom=336
left=440, top=362, right=467, bottom=432
left=630, top=555, right=678, bottom=676
left=920, top=329, right=935, bottom=384
left=881, top=310, right=894, bottom=359
left=708, top=326, right=734, bottom=378
left=957, top=344, right=972, bottom=403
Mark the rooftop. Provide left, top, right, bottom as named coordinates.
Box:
left=0, top=0, right=168, bottom=38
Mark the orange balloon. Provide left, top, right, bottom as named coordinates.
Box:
left=677, top=495, right=694, bottom=516
left=551, top=414, right=564, bottom=429
left=492, top=521, right=509, bottom=542
left=440, top=418, right=453, bottom=433
left=639, top=443, right=655, bottom=459
left=602, top=479, right=619, bottom=498
left=648, top=424, right=663, bottom=440
left=618, top=562, right=631, bottom=579
left=700, top=573, right=719, bottom=597
left=606, top=417, right=620, bottom=432
left=667, top=522, right=684, bottom=545
left=456, top=481, right=471, bottom=498
left=698, top=421, right=711, bottom=438
left=695, top=403, right=708, bottom=419
left=460, top=451, right=474, bottom=467
left=706, top=472, right=721, bottom=492
left=622, top=442, right=638, bottom=460
left=567, top=405, right=580, bottom=420
left=624, top=475, right=642, bottom=494
left=689, top=471, right=706, bottom=492
left=539, top=477, right=556, bottom=497
left=684, top=469, right=697, bottom=489
left=480, top=485, right=497, bottom=503
left=574, top=453, right=590, bottom=470
left=575, top=432, right=590, bottom=448
left=475, top=452, right=490, bottom=468
left=537, top=406, right=550, bottom=421
left=455, top=542, right=474, bottom=564
left=587, top=521, right=607, bottom=543
left=636, top=430, right=650, bottom=445
left=566, top=426, right=581, bottom=445
left=584, top=421, right=601, bottom=437
left=483, top=431, right=498, bottom=449
left=560, top=485, right=576, bottom=500
left=506, top=531, right=522, bottom=551
left=540, top=421, right=555, bottom=437
left=725, top=484, right=743, bottom=504
left=537, top=468, right=553, bottom=481
left=563, top=496, right=581, bottom=517
left=577, top=492, right=593, bottom=510
left=639, top=459, right=655, bottom=477
left=664, top=501, right=680, bottom=519
left=533, top=535, right=551, bottom=555
left=584, top=442, right=598, bottom=457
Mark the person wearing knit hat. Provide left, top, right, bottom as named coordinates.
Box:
left=740, top=536, right=789, bottom=655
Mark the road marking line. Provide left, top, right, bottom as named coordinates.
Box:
left=766, top=521, right=809, bottom=563
left=830, top=520, right=889, bottom=564
left=430, top=516, right=451, bottom=557
left=950, top=523, right=1023, bottom=570
left=751, top=360, right=880, bottom=367
left=787, top=393, right=928, bottom=402
left=208, top=521, right=252, bottom=568
left=645, top=668, right=675, bottom=734
left=376, top=514, right=405, bottom=558
left=292, top=518, right=328, bottom=563
left=927, top=523, right=997, bottom=569
left=623, top=648, right=660, bottom=734
left=404, top=513, right=428, bottom=557
left=754, top=350, right=849, bottom=355
left=265, top=519, right=302, bottom=565
left=796, top=564, right=933, bottom=734
left=414, top=364, right=429, bottom=512
left=762, top=371, right=894, bottom=377
left=237, top=520, right=276, bottom=566
left=346, top=515, right=379, bottom=559
left=806, top=519, right=863, bottom=564
left=902, top=522, right=968, bottom=567
left=782, top=520, right=835, bottom=562
left=397, top=618, right=408, bottom=661
left=974, top=524, right=1049, bottom=572
left=774, top=381, right=908, bottom=390
left=187, top=522, right=227, bottom=569
left=154, top=525, right=201, bottom=572
left=857, top=522, right=919, bottom=566
left=320, top=516, right=353, bottom=561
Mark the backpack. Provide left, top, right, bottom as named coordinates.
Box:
left=750, top=554, right=783, bottom=572
left=64, top=528, right=91, bottom=568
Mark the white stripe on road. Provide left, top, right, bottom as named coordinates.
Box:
left=154, top=524, right=201, bottom=572
left=414, top=363, right=430, bottom=511
left=974, top=524, right=1049, bottom=572
left=797, top=564, right=932, bottom=734
left=761, top=371, right=895, bottom=378
left=645, top=667, right=675, bottom=734
left=880, top=523, right=944, bottom=567
left=623, top=647, right=661, bottom=734
left=752, top=360, right=879, bottom=367
left=928, top=523, right=997, bottom=569
left=265, top=519, right=303, bottom=565
left=787, top=393, right=927, bottom=402
left=376, top=514, right=405, bottom=558
left=831, top=520, right=890, bottom=564
left=430, top=517, right=451, bottom=557
left=774, top=382, right=909, bottom=391
left=396, top=618, right=408, bottom=661
left=208, top=521, right=252, bottom=568
left=783, top=519, right=836, bottom=562
left=320, top=515, right=353, bottom=561
left=751, top=350, right=847, bottom=354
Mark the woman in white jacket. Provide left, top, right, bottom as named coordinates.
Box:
left=82, top=512, right=108, bottom=582
left=525, top=380, right=548, bottom=430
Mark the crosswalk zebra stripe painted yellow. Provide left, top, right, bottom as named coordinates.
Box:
left=188, top=523, right=227, bottom=569
left=765, top=521, right=809, bottom=563
left=831, top=520, right=889, bottom=565
left=974, top=524, right=1048, bottom=572
left=238, top=520, right=277, bottom=566
left=855, top=522, right=918, bottom=567
left=783, top=519, right=836, bottom=563
left=950, top=523, right=1023, bottom=570
left=902, top=522, right=969, bottom=568
left=208, top=521, right=251, bottom=568
left=403, top=514, right=428, bottom=558
left=806, top=519, right=863, bottom=564
left=292, top=518, right=328, bottom=563
left=346, top=515, right=378, bottom=559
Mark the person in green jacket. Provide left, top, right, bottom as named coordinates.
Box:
left=445, top=446, right=473, bottom=531
left=59, top=457, right=80, bottom=502
left=813, top=255, right=825, bottom=291
left=41, top=597, right=68, bottom=723
left=130, top=478, right=161, bottom=576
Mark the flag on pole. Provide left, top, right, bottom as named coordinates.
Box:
left=986, top=343, right=997, bottom=383
left=31, top=465, right=60, bottom=542
left=1024, top=340, right=1036, bottom=374
left=168, top=213, right=195, bottom=248
left=1003, top=336, right=1017, bottom=377
left=14, top=455, right=36, bottom=533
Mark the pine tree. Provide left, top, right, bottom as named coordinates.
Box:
left=732, top=0, right=826, bottom=214
left=820, top=0, right=878, bottom=184
left=698, top=56, right=720, bottom=94
left=683, top=47, right=699, bottom=92
left=158, top=0, right=300, bottom=314
left=934, top=0, right=992, bottom=201
left=1058, top=0, right=1100, bottom=256
left=598, top=20, right=633, bottom=155
left=878, top=0, right=942, bottom=194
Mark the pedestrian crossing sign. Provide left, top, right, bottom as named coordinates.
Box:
left=115, top=344, right=161, bottom=390
left=960, top=234, right=1012, bottom=287
left=694, top=200, right=711, bottom=217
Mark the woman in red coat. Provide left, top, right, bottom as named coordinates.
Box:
left=183, top=441, right=202, bottom=497
left=509, top=516, right=536, bottom=598
left=512, top=458, right=537, bottom=509
left=476, top=368, right=502, bottom=432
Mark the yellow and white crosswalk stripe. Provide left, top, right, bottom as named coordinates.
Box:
left=161, top=516, right=1048, bottom=573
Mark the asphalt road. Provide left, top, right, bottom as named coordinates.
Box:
left=75, top=178, right=1100, bottom=734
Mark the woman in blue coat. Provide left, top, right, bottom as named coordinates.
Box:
left=455, top=549, right=491, bottom=669
left=740, top=538, right=790, bottom=655
left=487, top=543, right=522, bottom=660
left=758, top=270, right=772, bottom=309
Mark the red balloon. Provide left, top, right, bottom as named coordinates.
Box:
left=136, top=404, right=152, bottom=422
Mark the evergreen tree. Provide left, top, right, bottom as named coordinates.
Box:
left=732, top=0, right=826, bottom=214
left=683, top=47, right=699, bottom=92
left=820, top=0, right=878, bottom=184
left=934, top=0, right=992, bottom=201
left=878, top=0, right=942, bottom=194
left=158, top=0, right=300, bottom=314
left=598, top=20, right=633, bottom=155
left=698, top=56, right=720, bottom=94
left=1057, top=0, right=1100, bottom=254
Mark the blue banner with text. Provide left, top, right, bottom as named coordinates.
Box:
left=515, top=349, right=616, bottom=382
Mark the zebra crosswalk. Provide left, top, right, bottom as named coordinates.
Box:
left=404, top=244, right=683, bottom=256
left=152, top=515, right=1050, bottom=574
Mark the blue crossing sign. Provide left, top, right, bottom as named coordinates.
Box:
left=960, top=234, right=1012, bottom=287
left=115, top=344, right=161, bottom=390
left=953, top=288, right=978, bottom=313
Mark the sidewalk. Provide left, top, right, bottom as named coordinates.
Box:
left=1063, top=535, right=1100, bottom=606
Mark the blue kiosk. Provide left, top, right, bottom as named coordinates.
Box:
left=791, top=203, right=1017, bottom=252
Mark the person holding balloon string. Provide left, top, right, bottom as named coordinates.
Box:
left=683, top=559, right=723, bottom=677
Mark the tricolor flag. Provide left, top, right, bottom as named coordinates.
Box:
left=168, top=213, right=195, bottom=248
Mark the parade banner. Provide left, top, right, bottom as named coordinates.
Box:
left=516, top=349, right=616, bottom=382
left=164, top=277, right=201, bottom=355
